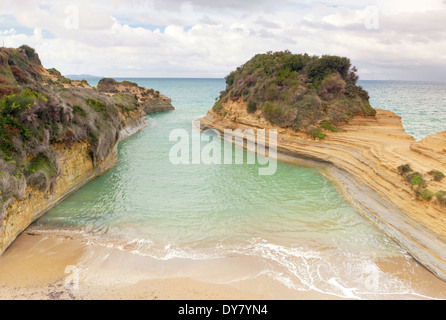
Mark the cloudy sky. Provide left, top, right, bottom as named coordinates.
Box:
left=1, top=0, right=445, bottom=80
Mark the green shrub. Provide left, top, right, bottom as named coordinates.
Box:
left=121, top=80, right=138, bottom=87
left=87, top=98, right=107, bottom=117
left=47, top=68, right=62, bottom=77
left=420, top=188, right=434, bottom=201
left=213, top=100, right=223, bottom=114
left=308, top=55, right=351, bottom=85
left=263, top=101, right=283, bottom=124
left=0, top=89, right=42, bottom=117
left=225, top=71, right=237, bottom=86
left=72, top=104, right=87, bottom=117
left=19, top=45, right=36, bottom=59
left=320, top=120, right=338, bottom=132
left=318, top=73, right=346, bottom=100
left=26, top=152, right=59, bottom=191
left=247, top=100, right=257, bottom=113
left=428, top=170, right=445, bottom=182
left=436, top=191, right=446, bottom=205
left=308, top=127, right=326, bottom=140
left=398, top=164, right=413, bottom=175
left=407, top=172, right=427, bottom=188
left=0, top=90, right=45, bottom=157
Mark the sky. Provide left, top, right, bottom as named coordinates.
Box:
left=0, top=0, right=445, bottom=80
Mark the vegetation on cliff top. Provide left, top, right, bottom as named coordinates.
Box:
left=213, top=51, right=375, bottom=137
left=0, top=45, right=162, bottom=218
left=97, top=78, right=173, bottom=114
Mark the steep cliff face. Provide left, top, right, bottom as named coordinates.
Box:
left=198, top=98, right=446, bottom=280
left=0, top=46, right=170, bottom=255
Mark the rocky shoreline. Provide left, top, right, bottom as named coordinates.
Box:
left=197, top=99, right=446, bottom=281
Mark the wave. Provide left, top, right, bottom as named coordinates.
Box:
left=24, top=228, right=437, bottom=300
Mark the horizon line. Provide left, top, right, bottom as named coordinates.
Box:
left=64, top=75, right=446, bottom=83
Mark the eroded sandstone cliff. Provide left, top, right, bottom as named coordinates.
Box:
left=0, top=46, right=172, bottom=255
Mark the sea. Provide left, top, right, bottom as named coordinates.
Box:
left=28, top=79, right=446, bottom=299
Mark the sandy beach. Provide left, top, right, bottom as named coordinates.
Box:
left=0, top=233, right=262, bottom=300
left=0, top=232, right=320, bottom=300
left=0, top=232, right=445, bottom=300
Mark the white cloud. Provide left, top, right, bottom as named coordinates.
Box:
left=0, top=0, right=444, bottom=80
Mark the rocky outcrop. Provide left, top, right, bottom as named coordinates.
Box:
left=97, top=78, right=175, bottom=114
left=197, top=99, right=446, bottom=280
left=142, top=96, right=175, bottom=114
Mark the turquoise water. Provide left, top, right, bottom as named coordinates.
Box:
left=30, top=79, right=446, bottom=299
left=360, top=81, right=446, bottom=141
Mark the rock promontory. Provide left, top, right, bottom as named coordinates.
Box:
left=97, top=78, right=175, bottom=114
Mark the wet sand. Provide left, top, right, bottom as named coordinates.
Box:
left=1, top=233, right=446, bottom=300
left=0, top=233, right=324, bottom=300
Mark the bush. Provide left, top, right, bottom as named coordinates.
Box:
left=72, top=104, right=87, bottom=117
left=19, top=45, right=36, bottom=59
left=308, top=55, right=351, bottom=85
left=420, top=188, right=434, bottom=201
left=0, top=89, right=43, bottom=117
left=247, top=100, right=257, bottom=113
left=436, top=191, right=446, bottom=205
left=26, top=170, right=50, bottom=191
left=121, top=80, right=138, bottom=87
left=308, top=127, right=326, bottom=140
left=225, top=71, right=237, bottom=86
left=398, top=164, right=413, bottom=175
left=25, top=152, right=60, bottom=191
left=27, top=153, right=58, bottom=177
left=213, top=100, right=223, bottom=114
left=318, top=73, right=346, bottom=100
left=320, top=120, right=338, bottom=132
left=87, top=98, right=107, bottom=117
left=428, top=170, right=445, bottom=182
left=263, top=101, right=283, bottom=124
left=407, top=172, right=427, bottom=188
